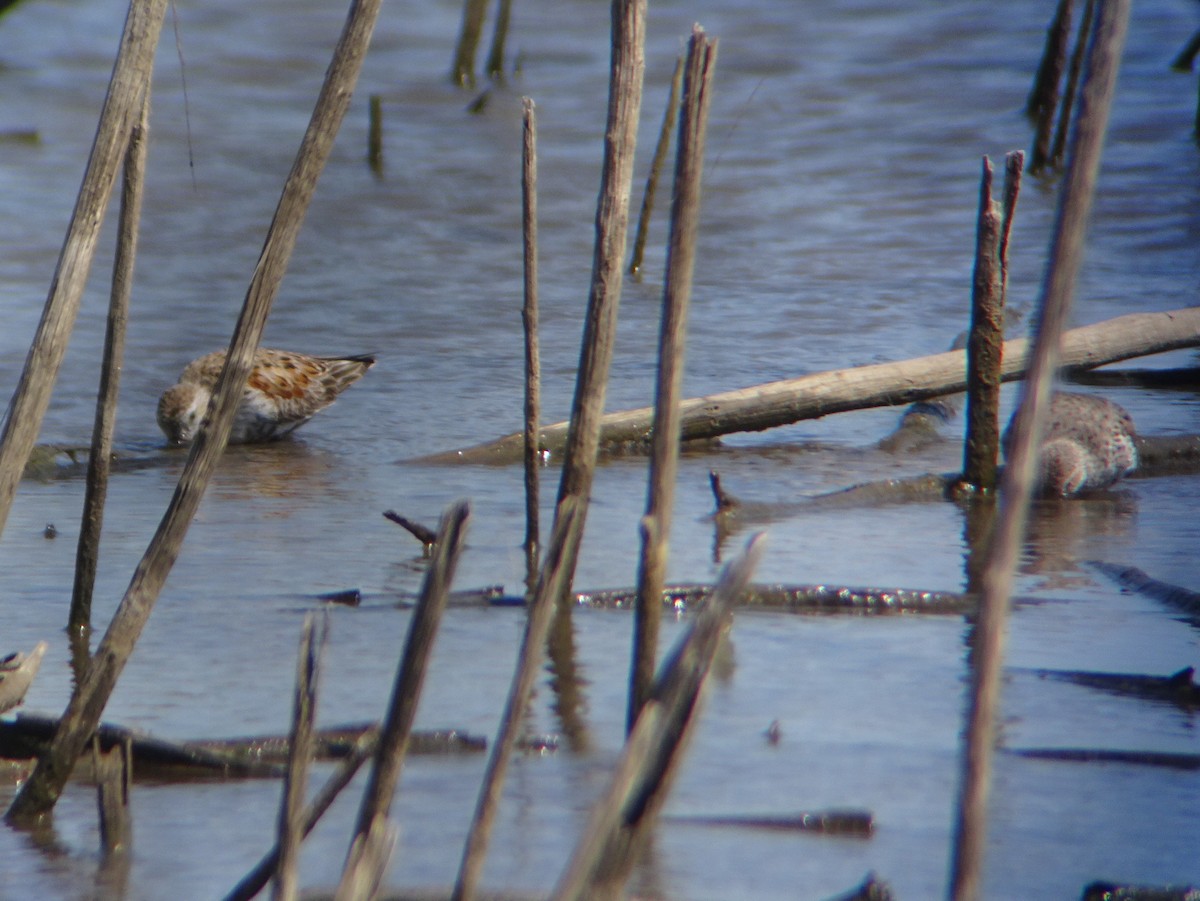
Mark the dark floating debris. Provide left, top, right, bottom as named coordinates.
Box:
left=383, top=509, right=439, bottom=556
left=1090, top=562, right=1200, bottom=624
left=317, top=587, right=362, bottom=607
left=825, top=872, right=898, bottom=901
left=1082, top=880, right=1200, bottom=901
left=1009, top=747, right=1200, bottom=771
left=42, top=523, right=56, bottom=539
left=1031, top=665, right=1199, bottom=710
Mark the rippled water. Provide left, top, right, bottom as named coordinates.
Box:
left=1, top=0, right=1199, bottom=897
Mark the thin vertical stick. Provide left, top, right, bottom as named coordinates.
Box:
left=452, top=499, right=579, bottom=901
left=70, top=95, right=149, bottom=637
left=0, top=0, right=167, bottom=542
left=947, top=2, right=1130, bottom=898
left=7, top=0, right=384, bottom=824
left=629, top=28, right=718, bottom=732
left=1050, top=0, right=1096, bottom=168
left=1028, top=0, right=1073, bottom=172
left=551, top=0, right=646, bottom=610
left=960, top=158, right=1004, bottom=495
left=93, top=734, right=132, bottom=856
left=367, top=94, right=383, bottom=174
left=337, top=502, right=469, bottom=899
left=628, top=57, right=683, bottom=276
left=521, top=97, right=542, bottom=594
left=553, top=534, right=765, bottom=901
left=484, top=0, right=512, bottom=81
left=451, top=0, right=490, bottom=88
left=997, top=151, right=1025, bottom=304
left=272, top=613, right=328, bottom=901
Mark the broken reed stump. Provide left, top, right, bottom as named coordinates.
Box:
left=628, top=56, right=683, bottom=276
left=948, top=2, right=1130, bottom=898
left=415, top=306, right=1200, bottom=466
left=451, top=0, right=490, bottom=88
left=337, top=503, right=469, bottom=897
left=521, top=97, right=542, bottom=592
left=383, top=510, right=438, bottom=555
left=92, top=734, right=132, bottom=856
left=0, top=0, right=168, bottom=543
left=960, top=156, right=1005, bottom=495
left=70, top=95, right=148, bottom=637
left=630, top=26, right=717, bottom=733
left=549, top=0, right=646, bottom=610
left=273, top=613, right=327, bottom=901
left=7, top=0, right=385, bottom=825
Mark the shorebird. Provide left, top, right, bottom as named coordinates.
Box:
left=0, top=641, right=47, bottom=714
left=1005, top=392, right=1138, bottom=498
left=157, top=349, right=375, bottom=445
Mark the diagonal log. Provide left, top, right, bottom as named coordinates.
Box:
left=416, top=307, right=1200, bottom=465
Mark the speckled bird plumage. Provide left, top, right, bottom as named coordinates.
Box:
left=1005, top=392, right=1138, bottom=498
left=157, top=349, right=375, bottom=445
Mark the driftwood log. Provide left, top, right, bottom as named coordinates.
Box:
left=417, top=307, right=1200, bottom=465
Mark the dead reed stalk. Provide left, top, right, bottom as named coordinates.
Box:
left=1027, top=0, right=1072, bottom=171
left=948, top=1, right=1130, bottom=898
left=629, top=27, right=717, bottom=732
left=69, top=96, right=149, bottom=636
left=6, top=0, right=384, bottom=824
left=337, top=502, right=470, bottom=898
left=485, top=0, right=513, bottom=81
left=1050, top=0, right=1096, bottom=168
left=0, top=0, right=167, bottom=541
left=521, top=97, right=542, bottom=592
left=452, top=0, right=490, bottom=88
left=272, top=613, right=328, bottom=901
left=628, top=57, right=683, bottom=276
left=550, top=0, right=646, bottom=609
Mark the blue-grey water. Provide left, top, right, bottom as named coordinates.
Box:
left=1, top=0, right=1199, bottom=898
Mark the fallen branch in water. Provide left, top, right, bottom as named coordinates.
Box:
left=1008, top=747, right=1200, bottom=770
left=1089, top=562, right=1200, bottom=624
left=416, top=307, right=1200, bottom=465
left=664, top=808, right=873, bottom=836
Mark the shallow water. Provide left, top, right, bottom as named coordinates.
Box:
left=1, top=0, right=1199, bottom=898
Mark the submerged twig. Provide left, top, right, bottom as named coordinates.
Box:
left=383, top=510, right=438, bottom=555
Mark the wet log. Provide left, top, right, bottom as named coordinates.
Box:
left=0, top=717, right=494, bottom=784
left=573, top=581, right=980, bottom=615
left=417, top=307, right=1200, bottom=466
left=1081, top=881, right=1200, bottom=901
left=1065, top=366, right=1200, bottom=389
left=665, top=808, right=873, bottom=836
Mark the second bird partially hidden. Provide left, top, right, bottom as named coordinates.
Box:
left=157, top=348, right=375, bottom=446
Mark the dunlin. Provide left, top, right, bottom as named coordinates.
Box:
left=157, top=349, right=375, bottom=445
left=1005, top=391, right=1138, bottom=498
